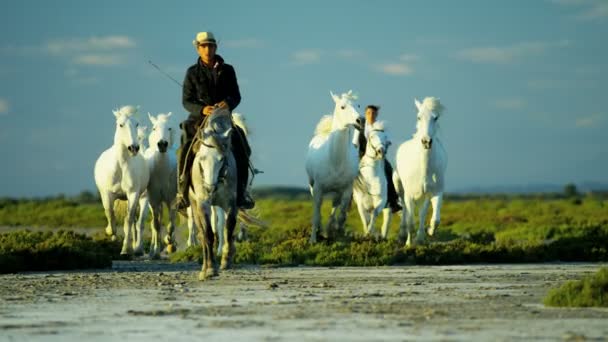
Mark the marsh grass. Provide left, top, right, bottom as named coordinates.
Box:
left=0, top=230, right=121, bottom=274
left=544, top=267, right=608, bottom=307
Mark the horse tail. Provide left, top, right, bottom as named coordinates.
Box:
left=232, top=112, right=249, bottom=136
left=238, top=210, right=268, bottom=228
left=314, top=115, right=333, bottom=137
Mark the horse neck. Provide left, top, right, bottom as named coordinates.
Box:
left=112, top=141, right=131, bottom=166
left=328, top=125, right=353, bottom=165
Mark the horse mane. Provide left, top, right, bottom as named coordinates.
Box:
left=116, top=105, right=139, bottom=117
left=232, top=112, right=249, bottom=135
left=314, top=115, right=333, bottom=137
left=372, top=120, right=386, bottom=131
left=420, top=97, right=445, bottom=116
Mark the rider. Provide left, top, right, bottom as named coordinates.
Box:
left=358, top=105, right=401, bottom=213
left=176, top=31, right=255, bottom=211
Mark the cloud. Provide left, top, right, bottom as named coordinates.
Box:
left=73, top=54, right=126, bottom=66
left=455, top=40, right=570, bottom=64
left=223, top=38, right=265, bottom=48
left=399, top=54, right=420, bottom=62
left=46, top=36, right=135, bottom=55
left=576, top=114, right=605, bottom=127
left=550, top=0, right=608, bottom=21
left=493, top=98, right=527, bottom=110
left=374, top=63, right=413, bottom=76
left=0, top=98, right=8, bottom=115
left=291, top=49, right=322, bottom=65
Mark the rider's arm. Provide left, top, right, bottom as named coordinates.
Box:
left=223, top=65, right=241, bottom=111
left=182, top=69, right=209, bottom=116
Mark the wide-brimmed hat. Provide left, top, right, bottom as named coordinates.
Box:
left=192, top=31, right=217, bottom=46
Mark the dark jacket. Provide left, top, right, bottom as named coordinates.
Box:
left=182, top=55, right=241, bottom=117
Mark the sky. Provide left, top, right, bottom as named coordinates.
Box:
left=0, top=0, right=607, bottom=197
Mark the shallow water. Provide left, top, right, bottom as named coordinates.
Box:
left=1, top=262, right=607, bottom=341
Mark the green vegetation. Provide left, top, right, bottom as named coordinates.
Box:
left=2, top=189, right=608, bottom=268
left=544, top=267, right=608, bottom=307
left=170, top=193, right=608, bottom=266
left=0, top=230, right=121, bottom=274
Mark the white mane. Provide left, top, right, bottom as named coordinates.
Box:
left=314, top=115, right=333, bottom=137
left=115, top=105, right=139, bottom=117
left=419, top=97, right=445, bottom=116
left=232, top=112, right=249, bottom=135
left=371, top=121, right=386, bottom=132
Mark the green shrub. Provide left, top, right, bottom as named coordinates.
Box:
left=0, top=230, right=120, bottom=273
left=544, top=267, right=608, bottom=307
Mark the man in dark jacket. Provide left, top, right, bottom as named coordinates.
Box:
left=358, top=105, right=401, bottom=213
left=176, top=31, right=255, bottom=211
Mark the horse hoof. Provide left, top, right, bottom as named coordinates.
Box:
left=149, top=252, right=161, bottom=260
left=133, top=248, right=144, bottom=257
left=120, top=249, right=129, bottom=255
left=166, top=244, right=176, bottom=254
left=220, top=259, right=231, bottom=270
left=111, top=235, right=117, bottom=242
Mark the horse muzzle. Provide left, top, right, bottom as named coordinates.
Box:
left=157, top=140, right=168, bottom=153
left=421, top=137, right=433, bottom=150
left=127, top=144, right=140, bottom=155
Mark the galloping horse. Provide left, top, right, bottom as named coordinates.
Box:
left=94, top=105, right=149, bottom=255
left=306, top=91, right=363, bottom=243
left=394, top=97, right=447, bottom=247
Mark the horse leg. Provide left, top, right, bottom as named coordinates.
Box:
left=193, top=203, right=208, bottom=279
left=121, top=192, right=139, bottom=255
left=428, top=194, right=443, bottom=237
left=335, top=188, right=353, bottom=238
left=380, top=207, right=392, bottom=240
left=221, top=205, right=237, bottom=270
left=310, top=185, right=322, bottom=244
left=367, top=206, right=381, bottom=239
left=187, top=206, right=197, bottom=247
left=197, top=203, right=217, bottom=281
left=148, top=202, right=162, bottom=259
left=164, top=200, right=177, bottom=253
left=402, top=197, right=415, bottom=247
left=133, top=195, right=148, bottom=256
left=212, top=206, right=225, bottom=257
left=100, top=193, right=117, bottom=240
left=355, top=198, right=370, bottom=236
left=416, top=198, right=430, bottom=245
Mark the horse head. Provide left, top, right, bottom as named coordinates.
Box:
left=330, top=90, right=363, bottom=130
left=198, top=108, right=233, bottom=195
left=148, top=112, right=174, bottom=153
left=414, top=97, right=444, bottom=150
left=112, top=105, right=141, bottom=156
left=366, top=121, right=391, bottom=160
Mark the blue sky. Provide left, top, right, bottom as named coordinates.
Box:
left=1, top=0, right=607, bottom=197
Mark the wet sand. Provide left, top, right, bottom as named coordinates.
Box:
left=1, top=262, right=607, bottom=341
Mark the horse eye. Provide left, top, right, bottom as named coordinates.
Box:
left=136, top=123, right=139, bottom=127
left=120, top=124, right=124, bottom=128
left=417, top=117, right=420, bottom=121
left=433, top=117, right=438, bottom=121
left=341, top=106, right=345, bottom=110
left=168, top=128, right=172, bottom=131
left=357, top=105, right=360, bottom=108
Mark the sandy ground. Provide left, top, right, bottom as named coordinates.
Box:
left=1, top=262, right=607, bottom=341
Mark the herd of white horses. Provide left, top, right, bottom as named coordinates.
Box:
left=93, top=91, right=446, bottom=280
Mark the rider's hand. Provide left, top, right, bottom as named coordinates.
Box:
left=216, top=101, right=229, bottom=109
left=202, top=106, right=215, bottom=115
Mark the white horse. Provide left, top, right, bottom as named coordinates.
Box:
left=393, top=97, right=447, bottom=247
left=306, top=90, right=363, bottom=243
left=94, top=105, right=150, bottom=255
left=185, top=112, right=249, bottom=254
left=353, top=121, right=393, bottom=239
left=190, top=108, right=248, bottom=280
left=135, top=112, right=179, bottom=258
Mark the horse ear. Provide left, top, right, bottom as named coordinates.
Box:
left=223, top=127, right=233, bottom=139
left=148, top=112, right=156, bottom=125
left=166, top=112, right=172, bottom=118
left=414, top=98, right=422, bottom=111
left=330, top=91, right=339, bottom=103
left=113, top=109, right=120, bottom=118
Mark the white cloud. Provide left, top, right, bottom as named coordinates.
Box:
left=374, top=63, right=413, bottom=76
left=46, top=36, right=135, bottom=55
left=0, top=98, right=8, bottom=115
left=550, top=0, right=608, bottom=21
left=223, top=38, right=265, bottom=48
left=399, top=54, right=420, bottom=62
left=455, top=40, right=570, bottom=64
left=576, top=114, right=605, bottom=127
left=73, top=54, right=125, bottom=66
left=291, top=49, right=322, bottom=65
left=493, top=98, right=527, bottom=110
